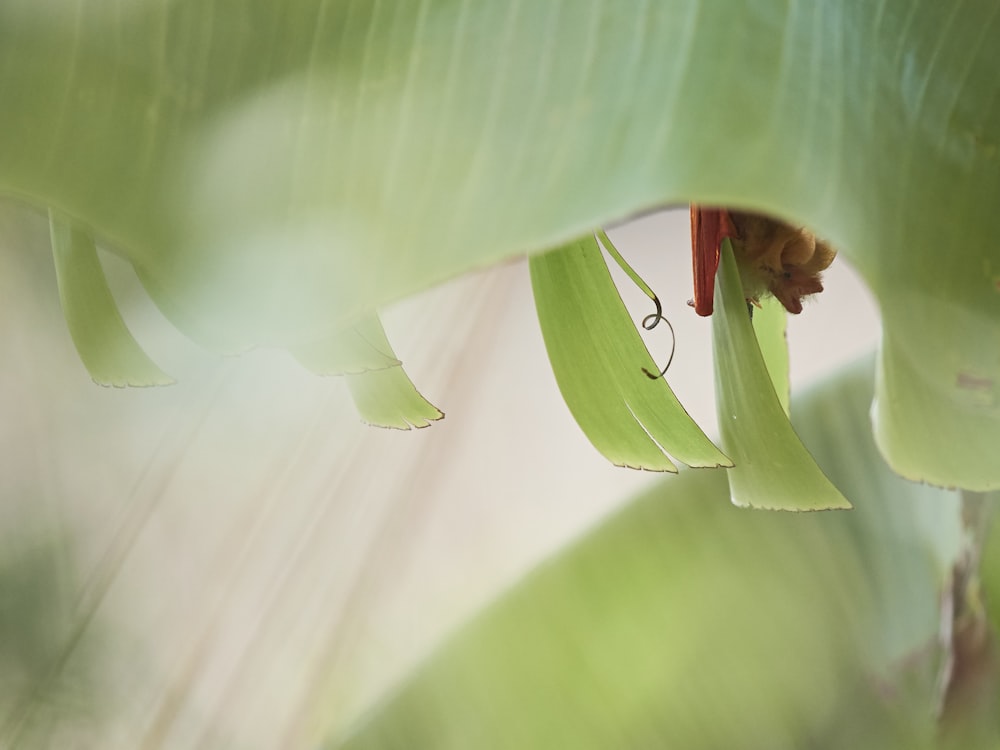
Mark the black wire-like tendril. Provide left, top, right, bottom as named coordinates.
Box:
left=639, top=296, right=676, bottom=380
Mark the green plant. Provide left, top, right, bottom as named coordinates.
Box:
left=2, top=1, right=999, bottom=747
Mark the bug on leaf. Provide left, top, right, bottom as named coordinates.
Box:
left=690, top=205, right=836, bottom=316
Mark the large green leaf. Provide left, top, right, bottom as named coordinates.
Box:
left=328, top=357, right=963, bottom=749
left=2, top=2, right=998, bottom=486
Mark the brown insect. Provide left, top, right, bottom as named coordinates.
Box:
left=690, top=205, right=836, bottom=316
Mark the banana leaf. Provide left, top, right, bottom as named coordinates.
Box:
left=2, top=1, right=998, bottom=487
left=328, top=356, right=970, bottom=749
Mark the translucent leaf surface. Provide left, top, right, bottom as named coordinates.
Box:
left=291, top=316, right=401, bottom=376
left=331, top=357, right=962, bottom=750
left=873, top=330, right=1000, bottom=490
left=346, top=367, right=443, bottom=430
left=752, top=296, right=790, bottom=415
left=2, top=2, right=999, bottom=486
left=713, top=241, right=850, bottom=510
left=48, top=213, right=173, bottom=387
left=530, top=235, right=729, bottom=471
left=340, top=316, right=443, bottom=429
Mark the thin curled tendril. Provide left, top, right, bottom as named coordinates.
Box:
left=594, top=228, right=677, bottom=381
left=639, top=296, right=676, bottom=380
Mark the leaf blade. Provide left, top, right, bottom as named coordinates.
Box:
left=531, top=235, right=730, bottom=472
left=304, top=313, right=443, bottom=430
left=752, top=296, right=791, bottom=416
left=346, top=367, right=444, bottom=430
left=49, top=213, right=173, bottom=387
left=713, top=240, right=850, bottom=510
left=291, top=316, right=402, bottom=375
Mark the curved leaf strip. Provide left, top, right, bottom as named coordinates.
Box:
left=346, top=366, right=443, bottom=430
left=334, top=314, right=442, bottom=430
left=291, top=316, right=401, bottom=375
left=713, top=241, right=850, bottom=510
left=751, top=296, right=790, bottom=416
left=596, top=229, right=659, bottom=308
left=48, top=212, right=173, bottom=387
left=873, top=329, right=1000, bottom=491
left=869, top=232, right=1000, bottom=490
left=530, top=235, right=730, bottom=472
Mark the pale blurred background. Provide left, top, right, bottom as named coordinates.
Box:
left=0, top=203, right=879, bottom=747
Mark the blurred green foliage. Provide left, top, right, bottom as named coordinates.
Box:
left=332, top=357, right=983, bottom=749
left=0, top=529, right=106, bottom=746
